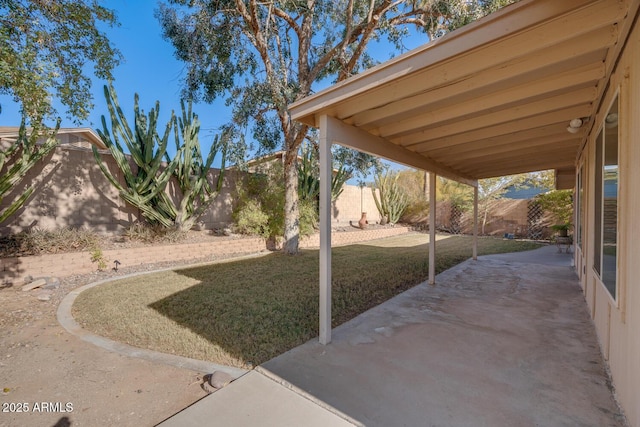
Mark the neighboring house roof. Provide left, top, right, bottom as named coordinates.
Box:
left=235, top=150, right=341, bottom=175
left=239, top=150, right=289, bottom=172
left=503, top=186, right=548, bottom=200
left=0, top=127, right=106, bottom=150
left=289, top=0, right=639, bottom=190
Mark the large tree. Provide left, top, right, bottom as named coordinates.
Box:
left=157, top=0, right=514, bottom=253
left=0, top=0, right=122, bottom=225
left=0, top=0, right=122, bottom=123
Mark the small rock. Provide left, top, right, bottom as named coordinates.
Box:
left=202, top=382, right=216, bottom=394
left=209, top=371, right=234, bottom=389
left=22, top=278, right=46, bottom=292
left=23, top=275, right=33, bottom=284
left=37, top=291, right=51, bottom=301
left=43, top=277, right=60, bottom=290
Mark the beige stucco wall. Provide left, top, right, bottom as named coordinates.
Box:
left=332, top=184, right=382, bottom=225
left=0, top=145, right=238, bottom=235
left=1, top=144, right=555, bottom=241
left=0, top=145, right=138, bottom=234
left=0, top=146, right=385, bottom=235
left=578, top=16, right=640, bottom=426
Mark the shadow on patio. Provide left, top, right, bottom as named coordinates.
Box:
left=258, top=245, right=624, bottom=426
left=160, top=245, right=625, bottom=426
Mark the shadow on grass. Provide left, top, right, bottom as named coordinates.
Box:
left=149, top=250, right=319, bottom=366
left=146, top=236, right=543, bottom=365
left=148, top=235, right=544, bottom=366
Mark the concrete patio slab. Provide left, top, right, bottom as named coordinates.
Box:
left=161, top=245, right=626, bottom=426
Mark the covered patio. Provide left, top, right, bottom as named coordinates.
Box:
left=159, top=1, right=640, bottom=425
left=286, top=0, right=637, bottom=344
left=161, top=246, right=624, bottom=426
left=262, top=246, right=622, bottom=426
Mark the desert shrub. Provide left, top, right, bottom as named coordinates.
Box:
left=402, top=198, right=430, bottom=223
left=535, top=189, right=573, bottom=226
left=0, top=227, right=100, bottom=256
left=233, top=163, right=316, bottom=239
left=298, top=198, right=319, bottom=237
left=90, top=246, right=108, bottom=271
left=233, top=199, right=270, bottom=237
left=123, top=223, right=187, bottom=243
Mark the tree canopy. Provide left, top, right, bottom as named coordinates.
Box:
left=157, top=0, right=516, bottom=253
left=0, top=0, right=122, bottom=123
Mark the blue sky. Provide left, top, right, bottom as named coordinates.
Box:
left=1, top=0, right=231, bottom=139
left=0, top=0, right=429, bottom=172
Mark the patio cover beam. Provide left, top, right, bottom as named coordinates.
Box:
left=318, top=115, right=477, bottom=188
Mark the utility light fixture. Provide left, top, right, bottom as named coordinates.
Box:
left=567, top=118, right=584, bottom=134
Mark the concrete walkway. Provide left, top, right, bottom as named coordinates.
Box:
left=160, top=245, right=626, bottom=426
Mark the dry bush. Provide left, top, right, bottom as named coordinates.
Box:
left=123, top=223, right=188, bottom=244
left=0, top=227, right=101, bottom=257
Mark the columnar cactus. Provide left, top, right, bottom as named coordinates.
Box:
left=297, top=141, right=350, bottom=203
left=93, top=85, right=227, bottom=231
left=93, top=84, right=178, bottom=227
left=159, top=100, right=228, bottom=231
left=372, top=171, right=409, bottom=225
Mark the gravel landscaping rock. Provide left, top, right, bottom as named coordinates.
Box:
left=21, top=278, right=46, bottom=292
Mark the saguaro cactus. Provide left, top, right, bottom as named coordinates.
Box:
left=0, top=119, right=59, bottom=224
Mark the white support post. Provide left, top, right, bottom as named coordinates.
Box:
left=318, top=115, right=332, bottom=345
left=429, top=172, right=436, bottom=285
left=473, top=186, right=479, bottom=261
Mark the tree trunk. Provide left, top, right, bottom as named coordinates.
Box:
left=283, top=149, right=300, bottom=254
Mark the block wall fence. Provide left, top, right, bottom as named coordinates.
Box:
left=0, top=144, right=550, bottom=244
left=0, top=145, right=385, bottom=236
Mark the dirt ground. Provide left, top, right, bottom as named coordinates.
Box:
left=0, top=262, right=214, bottom=427
left=0, top=226, right=406, bottom=426
left=0, top=228, right=264, bottom=427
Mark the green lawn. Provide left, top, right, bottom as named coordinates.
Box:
left=72, top=233, right=542, bottom=368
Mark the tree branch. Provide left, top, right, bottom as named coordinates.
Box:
left=271, top=3, right=300, bottom=35
left=308, top=0, right=396, bottom=83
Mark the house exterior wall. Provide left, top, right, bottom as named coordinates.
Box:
left=578, top=16, right=640, bottom=426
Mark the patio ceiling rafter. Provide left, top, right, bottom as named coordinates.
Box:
left=290, top=0, right=638, bottom=185
left=291, top=0, right=640, bottom=345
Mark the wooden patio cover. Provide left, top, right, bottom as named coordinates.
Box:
left=287, top=0, right=639, bottom=344
left=290, top=0, right=638, bottom=187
